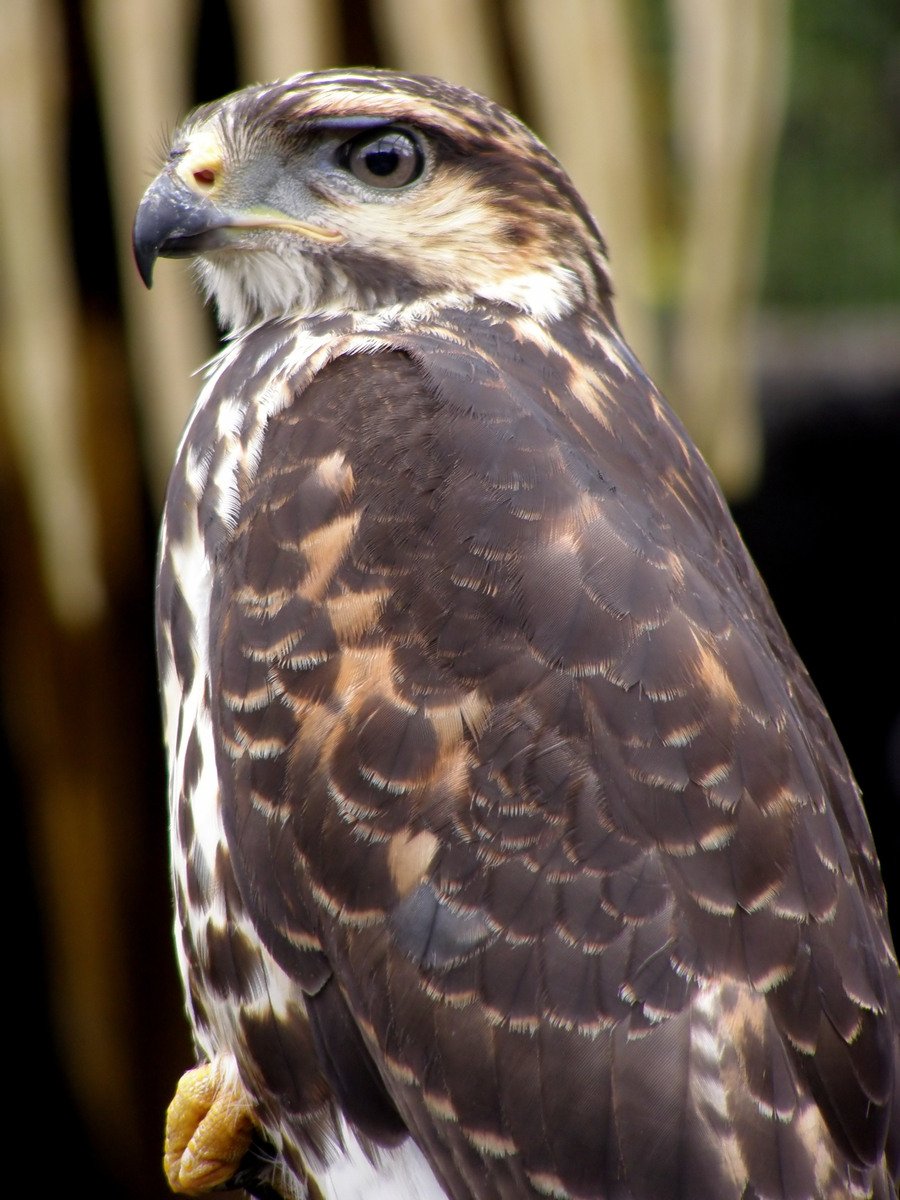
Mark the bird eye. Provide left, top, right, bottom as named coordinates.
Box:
left=340, top=128, right=424, bottom=189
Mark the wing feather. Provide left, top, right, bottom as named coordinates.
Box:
left=206, top=331, right=899, bottom=1199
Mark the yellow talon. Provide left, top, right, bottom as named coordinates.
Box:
left=163, top=1060, right=255, bottom=1194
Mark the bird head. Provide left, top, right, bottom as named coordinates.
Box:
left=133, top=69, right=612, bottom=332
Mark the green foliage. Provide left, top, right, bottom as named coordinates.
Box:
left=764, top=0, right=900, bottom=306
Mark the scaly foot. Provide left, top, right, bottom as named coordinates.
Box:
left=164, top=1059, right=255, bottom=1193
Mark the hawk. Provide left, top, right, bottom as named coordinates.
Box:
left=133, top=69, right=899, bottom=1200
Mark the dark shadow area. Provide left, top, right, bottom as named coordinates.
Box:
left=734, top=374, right=900, bottom=939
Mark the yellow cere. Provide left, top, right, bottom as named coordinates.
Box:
left=175, top=125, right=225, bottom=194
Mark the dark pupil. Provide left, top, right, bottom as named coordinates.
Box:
left=365, top=145, right=401, bottom=176
left=346, top=129, right=422, bottom=188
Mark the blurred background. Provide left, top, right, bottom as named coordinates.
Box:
left=1, top=0, right=897, bottom=1196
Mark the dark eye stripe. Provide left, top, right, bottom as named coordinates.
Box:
left=339, top=127, right=425, bottom=190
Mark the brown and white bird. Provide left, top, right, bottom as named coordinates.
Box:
left=133, top=69, right=899, bottom=1200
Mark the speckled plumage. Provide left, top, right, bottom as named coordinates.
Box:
left=137, top=69, right=900, bottom=1200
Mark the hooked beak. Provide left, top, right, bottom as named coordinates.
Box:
left=132, top=171, right=342, bottom=287
left=133, top=172, right=231, bottom=287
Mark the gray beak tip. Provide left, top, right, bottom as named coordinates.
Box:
left=133, top=234, right=156, bottom=288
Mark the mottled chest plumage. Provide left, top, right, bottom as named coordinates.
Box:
left=157, top=301, right=899, bottom=1200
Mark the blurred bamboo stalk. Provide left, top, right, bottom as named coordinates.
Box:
left=670, top=0, right=792, bottom=497
left=509, top=0, right=661, bottom=377
left=230, top=0, right=340, bottom=83
left=19, top=634, right=141, bottom=1179
left=88, top=0, right=212, bottom=499
left=372, top=0, right=512, bottom=105
left=0, top=0, right=105, bottom=627
left=0, top=1, right=145, bottom=1173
